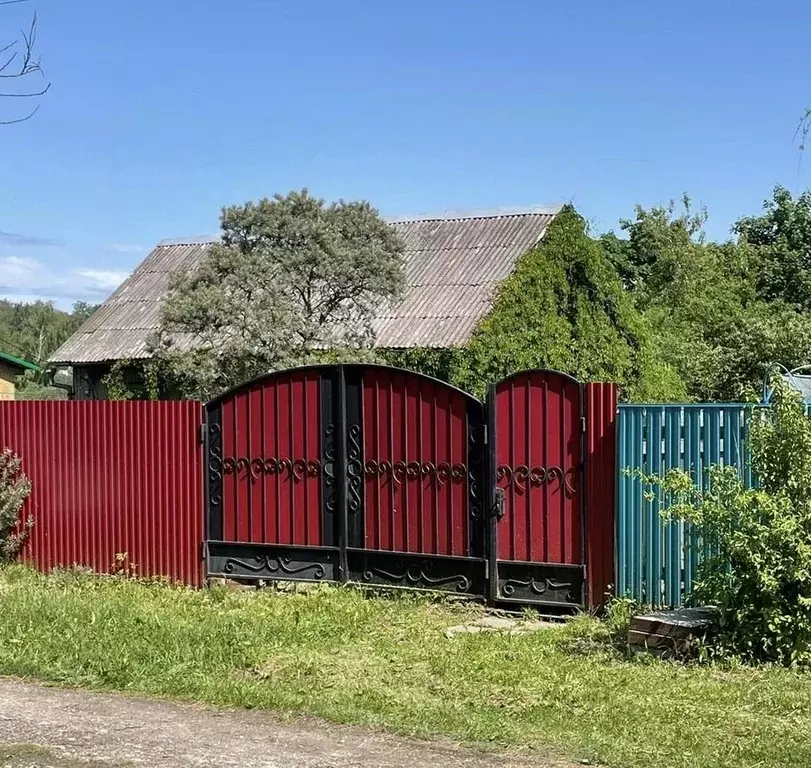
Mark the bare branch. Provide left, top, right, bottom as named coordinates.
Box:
left=796, top=109, right=811, bottom=153
left=0, top=81, right=48, bottom=96
left=0, top=7, right=50, bottom=124
left=0, top=100, right=38, bottom=124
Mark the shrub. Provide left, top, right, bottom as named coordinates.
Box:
left=657, top=378, right=811, bottom=665
left=0, top=449, right=32, bottom=562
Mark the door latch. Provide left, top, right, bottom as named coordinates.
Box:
left=491, top=487, right=506, bottom=519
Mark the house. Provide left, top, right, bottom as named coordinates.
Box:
left=48, top=205, right=561, bottom=399
left=0, top=351, right=40, bottom=400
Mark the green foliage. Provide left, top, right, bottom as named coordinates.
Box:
left=14, top=382, right=67, bottom=401
left=159, top=190, right=405, bottom=400
left=378, top=347, right=461, bottom=382
left=655, top=379, right=811, bottom=666
left=102, top=359, right=164, bottom=401
left=0, top=300, right=96, bottom=390
left=613, top=194, right=811, bottom=401
left=0, top=450, right=31, bottom=562
left=446, top=205, right=685, bottom=400
left=735, top=186, right=811, bottom=311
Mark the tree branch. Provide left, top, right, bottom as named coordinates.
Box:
left=0, top=7, right=49, bottom=124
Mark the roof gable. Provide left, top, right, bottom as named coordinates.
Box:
left=49, top=205, right=560, bottom=364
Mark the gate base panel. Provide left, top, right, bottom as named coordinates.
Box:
left=348, top=549, right=486, bottom=596
left=495, top=561, right=584, bottom=607
left=206, top=541, right=339, bottom=583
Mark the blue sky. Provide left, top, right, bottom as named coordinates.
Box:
left=1, top=0, right=810, bottom=308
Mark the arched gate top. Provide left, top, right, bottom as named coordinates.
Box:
left=206, top=362, right=485, bottom=408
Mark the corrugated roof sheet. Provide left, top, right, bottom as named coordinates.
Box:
left=49, top=205, right=560, bottom=364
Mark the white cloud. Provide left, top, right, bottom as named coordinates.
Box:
left=75, top=268, right=131, bottom=291
left=107, top=243, right=147, bottom=255
left=0, top=256, right=129, bottom=308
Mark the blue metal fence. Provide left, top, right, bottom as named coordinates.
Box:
left=616, top=404, right=752, bottom=607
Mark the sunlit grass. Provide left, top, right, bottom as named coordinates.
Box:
left=1, top=565, right=809, bottom=768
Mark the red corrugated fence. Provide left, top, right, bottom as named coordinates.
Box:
left=0, top=401, right=203, bottom=585
left=584, top=383, right=618, bottom=607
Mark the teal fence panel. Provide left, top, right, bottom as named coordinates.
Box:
left=616, top=404, right=751, bottom=607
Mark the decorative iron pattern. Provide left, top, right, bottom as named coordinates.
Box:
left=223, top=553, right=326, bottom=580
left=322, top=424, right=338, bottom=513
left=208, top=422, right=223, bottom=507
left=346, top=424, right=363, bottom=514
left=363, top=459, right=467, bottom=486
left=497, top=562, right=584, bottom=605
left=467, top=414, right=483, bottom=521
left=502, top=575, right=574, bottom=600
left=361, top=557, right=471, bottom=593
left=222, top=456, right=321, bottom=482
left=206, top=411, right=224, bottom=542
left=496, top=464, right=577, bottom=497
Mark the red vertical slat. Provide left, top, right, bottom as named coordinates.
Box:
left=390, top=374, right=405, bottom=551
left=305, top=372, right=321, bottom=546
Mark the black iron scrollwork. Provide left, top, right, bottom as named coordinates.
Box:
left=346, top=423, right=363, bottom=514
left=496, top=464, right=577, bottom=497
left=363, top=459, right=468, bottom=486
left=208, top=422, right=223, bottom=507
left=223, top=456, right=321, bottom=483
left=363, top=559, right=471, bottom=592
left=467, top=418, right=482, bottom=520
left=223, top=554, right=326, bottom=579
left=323, top=423, right=337, bottom=513
left=502, top=574, right=576, bottom=601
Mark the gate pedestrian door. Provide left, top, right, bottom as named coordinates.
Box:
left=204, top=365, right=488, bottom=594
left=489, top=371, right=585, bottom=607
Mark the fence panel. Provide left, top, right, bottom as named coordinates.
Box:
left=584, top=383, right=618, bottom=607
left=0, top=400, right=203, bottom=585
left=616, top=403, right=750, bottom=607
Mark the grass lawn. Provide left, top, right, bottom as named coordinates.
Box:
left=0, top=566, right=810, bottom=768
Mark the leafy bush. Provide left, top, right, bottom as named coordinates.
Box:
left=657, top=378, right=811, bottom=665
left=0, top=449, right=32, bottom=562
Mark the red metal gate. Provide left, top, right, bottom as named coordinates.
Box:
left=488, top=370, right=585, bottom=607
left=204, top=364, right=614, bottom=608
left=205, top=365, right=486, bottom=593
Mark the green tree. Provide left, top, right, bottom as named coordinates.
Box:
left=158, top=190, right=405, bottom=400
left=0, top=300, right=97, bottom=390
left=735, top=186, right=811, bottom=311
left=447, top=205, right=684, bottom=400
left=611, top=196, right=811, bottom=401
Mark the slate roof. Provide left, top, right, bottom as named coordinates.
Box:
left=49, top=205, right=560, bottom=365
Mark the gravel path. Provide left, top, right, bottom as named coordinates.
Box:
left=0, top=678, right=574, bottom=768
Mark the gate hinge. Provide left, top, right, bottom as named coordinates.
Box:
left=199, top=424, right=206, bottom=444
left=581, top=416, right=586, bottom=434
left=482, top=424, right=488, bottom=444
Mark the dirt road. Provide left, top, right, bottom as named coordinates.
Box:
left=0, top=678, right=572, bottom=768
